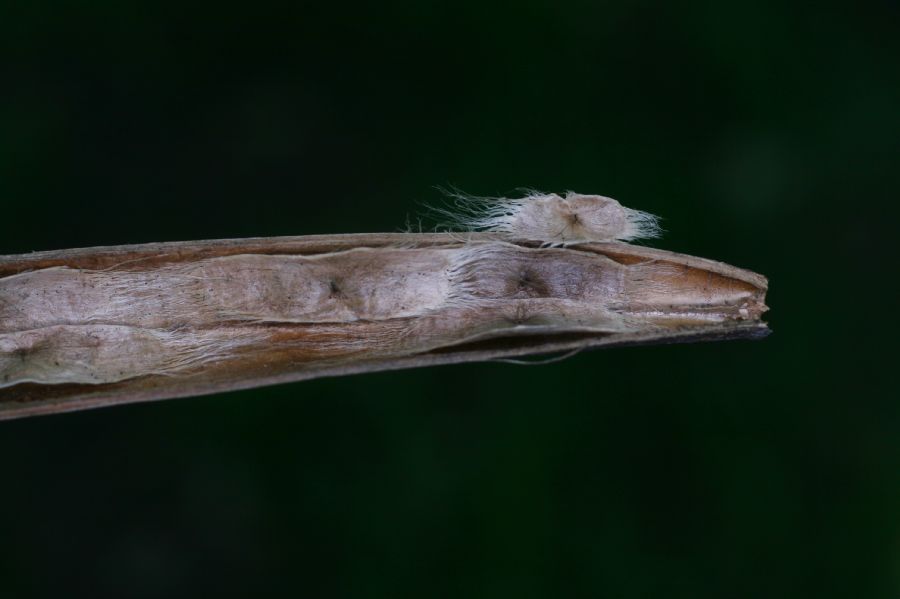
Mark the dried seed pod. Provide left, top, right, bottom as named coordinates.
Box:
left=0, top=232, right=768, bottom=420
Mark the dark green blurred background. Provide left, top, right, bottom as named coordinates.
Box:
left=1, top=1, right=898, bottom=597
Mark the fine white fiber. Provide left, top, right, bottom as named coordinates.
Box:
left=432, top=189, right=661, bottom=244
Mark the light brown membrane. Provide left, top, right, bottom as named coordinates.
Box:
left=0, top=240, right=764, bottom=389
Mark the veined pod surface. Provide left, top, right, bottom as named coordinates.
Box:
left=0, top=233, right=768, bottom=420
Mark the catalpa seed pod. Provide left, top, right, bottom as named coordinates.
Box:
left=0, top=193, right=767, bottom=420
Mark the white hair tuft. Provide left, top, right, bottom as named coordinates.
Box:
left=431, top=189, right=661, bottom=244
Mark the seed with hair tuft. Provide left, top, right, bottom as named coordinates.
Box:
left=434, top=190, right=662, bottom=244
